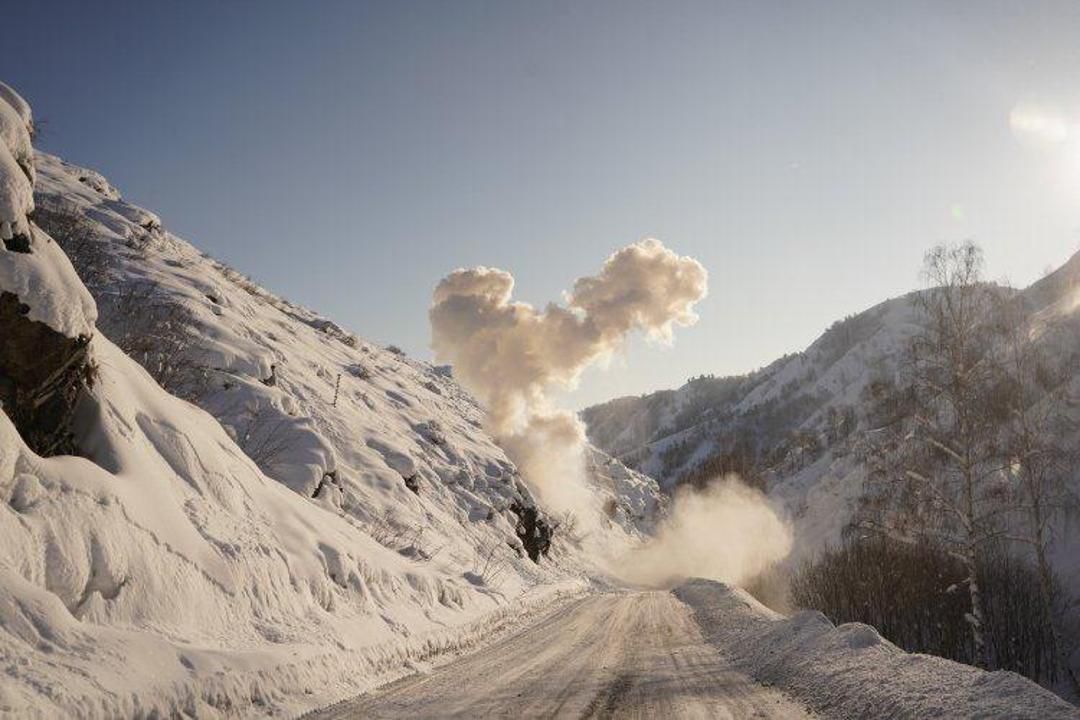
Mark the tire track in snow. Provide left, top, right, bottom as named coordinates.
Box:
left=310, top=591, right=813, bottom=719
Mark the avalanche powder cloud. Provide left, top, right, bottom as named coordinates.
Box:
left=430, top=238, right=708, bottom=520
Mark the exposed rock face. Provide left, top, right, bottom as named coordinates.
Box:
left=510, top=500, right=555, bottom=562
left=0, top=290, right=91, bottom=455
left=0, top=81, right=96, bottom=456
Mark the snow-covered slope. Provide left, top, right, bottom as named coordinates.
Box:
left=0, top=82, right=660, bottom=718
left=2, top=341, right=577, bottom=717
left=31, top=149, right=661, bottom=549
left=583, top=258, right=1080, bottom=567
left=583, top=293, right=925, bottom=556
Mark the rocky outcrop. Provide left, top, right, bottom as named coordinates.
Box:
left=0, top=290, right=92, bottom=455
left=509, top=500, right=555, bottom=562
left=0, top=82, right=96, bottom=456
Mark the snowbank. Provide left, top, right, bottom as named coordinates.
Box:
left=675, top=579, right=1080, bottom=720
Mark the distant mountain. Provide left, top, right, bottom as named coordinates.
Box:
left=582, top=250, right=1080, bottom=566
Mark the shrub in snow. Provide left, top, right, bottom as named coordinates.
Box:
left=467, top=538, right=511, bottom=587
left=346, top=362, right=371, bottom=379
left=414, top=419, right=447, bottom=446
left=791, top=534, right=1062, bottom=685
left=101, top=279, right=206, bottom=400
left=32, top=198, right=111, bottom=290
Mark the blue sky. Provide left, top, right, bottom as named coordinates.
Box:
left=6, top=1, right=1080, bottom=407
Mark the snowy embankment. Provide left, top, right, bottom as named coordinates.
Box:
left=675, top=579, right=1080, bottom=720
left=0, top=337, right=584, bottom=718
left=1, top=78, right=615, bottom=718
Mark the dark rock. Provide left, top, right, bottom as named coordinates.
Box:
left=3, top=233, right=32, bottom=253
left=311, top=470, right=337, bottom=499
left=0, top=291, right=93, bottom=456
left=509, top=500, right=555, bottom=563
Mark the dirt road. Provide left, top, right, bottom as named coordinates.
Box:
left=311, top=591, right=813, bottom=719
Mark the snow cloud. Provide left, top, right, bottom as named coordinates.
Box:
left=430, top=239, right=790, bottom=590
left=430, top=238, right=707, bottom=521
left=616, top=477, right=793, bottom=588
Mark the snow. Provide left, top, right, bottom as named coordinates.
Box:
left=0, top=95, right=34, bottom=239
left=0, top=83, right=95, bottom=338
left=3, top=75, right=1074, bottom=717
left=0, top=336, right=588, bottom=718
left=0, top=82, right=32, bottom=127
left=0, top=84, right=657, bottom=716
left=676, top=579, right=1080, bottom=720
left=0, top=224, right=98, bottom=336
left=311, top=591, right=815, bottom=719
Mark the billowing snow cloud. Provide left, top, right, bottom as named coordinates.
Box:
left=616, top=477, right=793, bottom=588
left=430, top=238, right=707, bottom=519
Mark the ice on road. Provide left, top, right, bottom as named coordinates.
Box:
left=312, top=591, right=813, bottom=719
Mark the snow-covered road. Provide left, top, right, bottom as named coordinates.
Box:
left=311, top=591, right=813, bottom=719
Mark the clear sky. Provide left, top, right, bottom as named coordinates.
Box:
left=6, top=1, right=1080, bottom=408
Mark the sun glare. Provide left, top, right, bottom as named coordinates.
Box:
left=1009, top=103, right=1071, bottom=145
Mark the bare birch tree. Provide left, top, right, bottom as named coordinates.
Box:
left=996, top=292, right=1080, bottom=690
left=861, top=242, right=1009, bottom=668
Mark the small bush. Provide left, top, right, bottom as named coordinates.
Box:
left=32, top=199, right=110, bottom=289
left=104, top=280, right=207, bottom=399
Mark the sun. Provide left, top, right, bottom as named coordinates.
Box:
left=1009, top=103, right=1070, bottom=145
left=1008, top=102, right=1080, bottom=195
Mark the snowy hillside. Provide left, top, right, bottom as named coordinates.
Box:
left=31, top=149, right=662, bottom=554
left=0, top=82, right=661, bottom=718
left=583, top=257, right=1080, bottom=567
left=583, top=294, right=923, bottom=553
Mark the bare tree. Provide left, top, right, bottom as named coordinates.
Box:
left=995, top=293, right=1080, bottom=691
left=472, top=538, right=510, bottom=587
left=861, top=242, right=1009, bottom=668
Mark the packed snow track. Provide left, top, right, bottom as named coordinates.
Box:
left=311, top=591, right=812, bottom=719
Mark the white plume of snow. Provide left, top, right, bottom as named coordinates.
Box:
left=617, top=477, right=793, bottom=588
left=428, top=240, right=794, bottom=588
left=430, top=238, right=707, bottom=530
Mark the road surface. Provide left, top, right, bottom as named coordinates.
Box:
left=312, top=591, right=813, bottom=719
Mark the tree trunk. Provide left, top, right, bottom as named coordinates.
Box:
left=964, top=540, right=988, bottom=669
left=1034, top=538, right=1080, bottom=695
